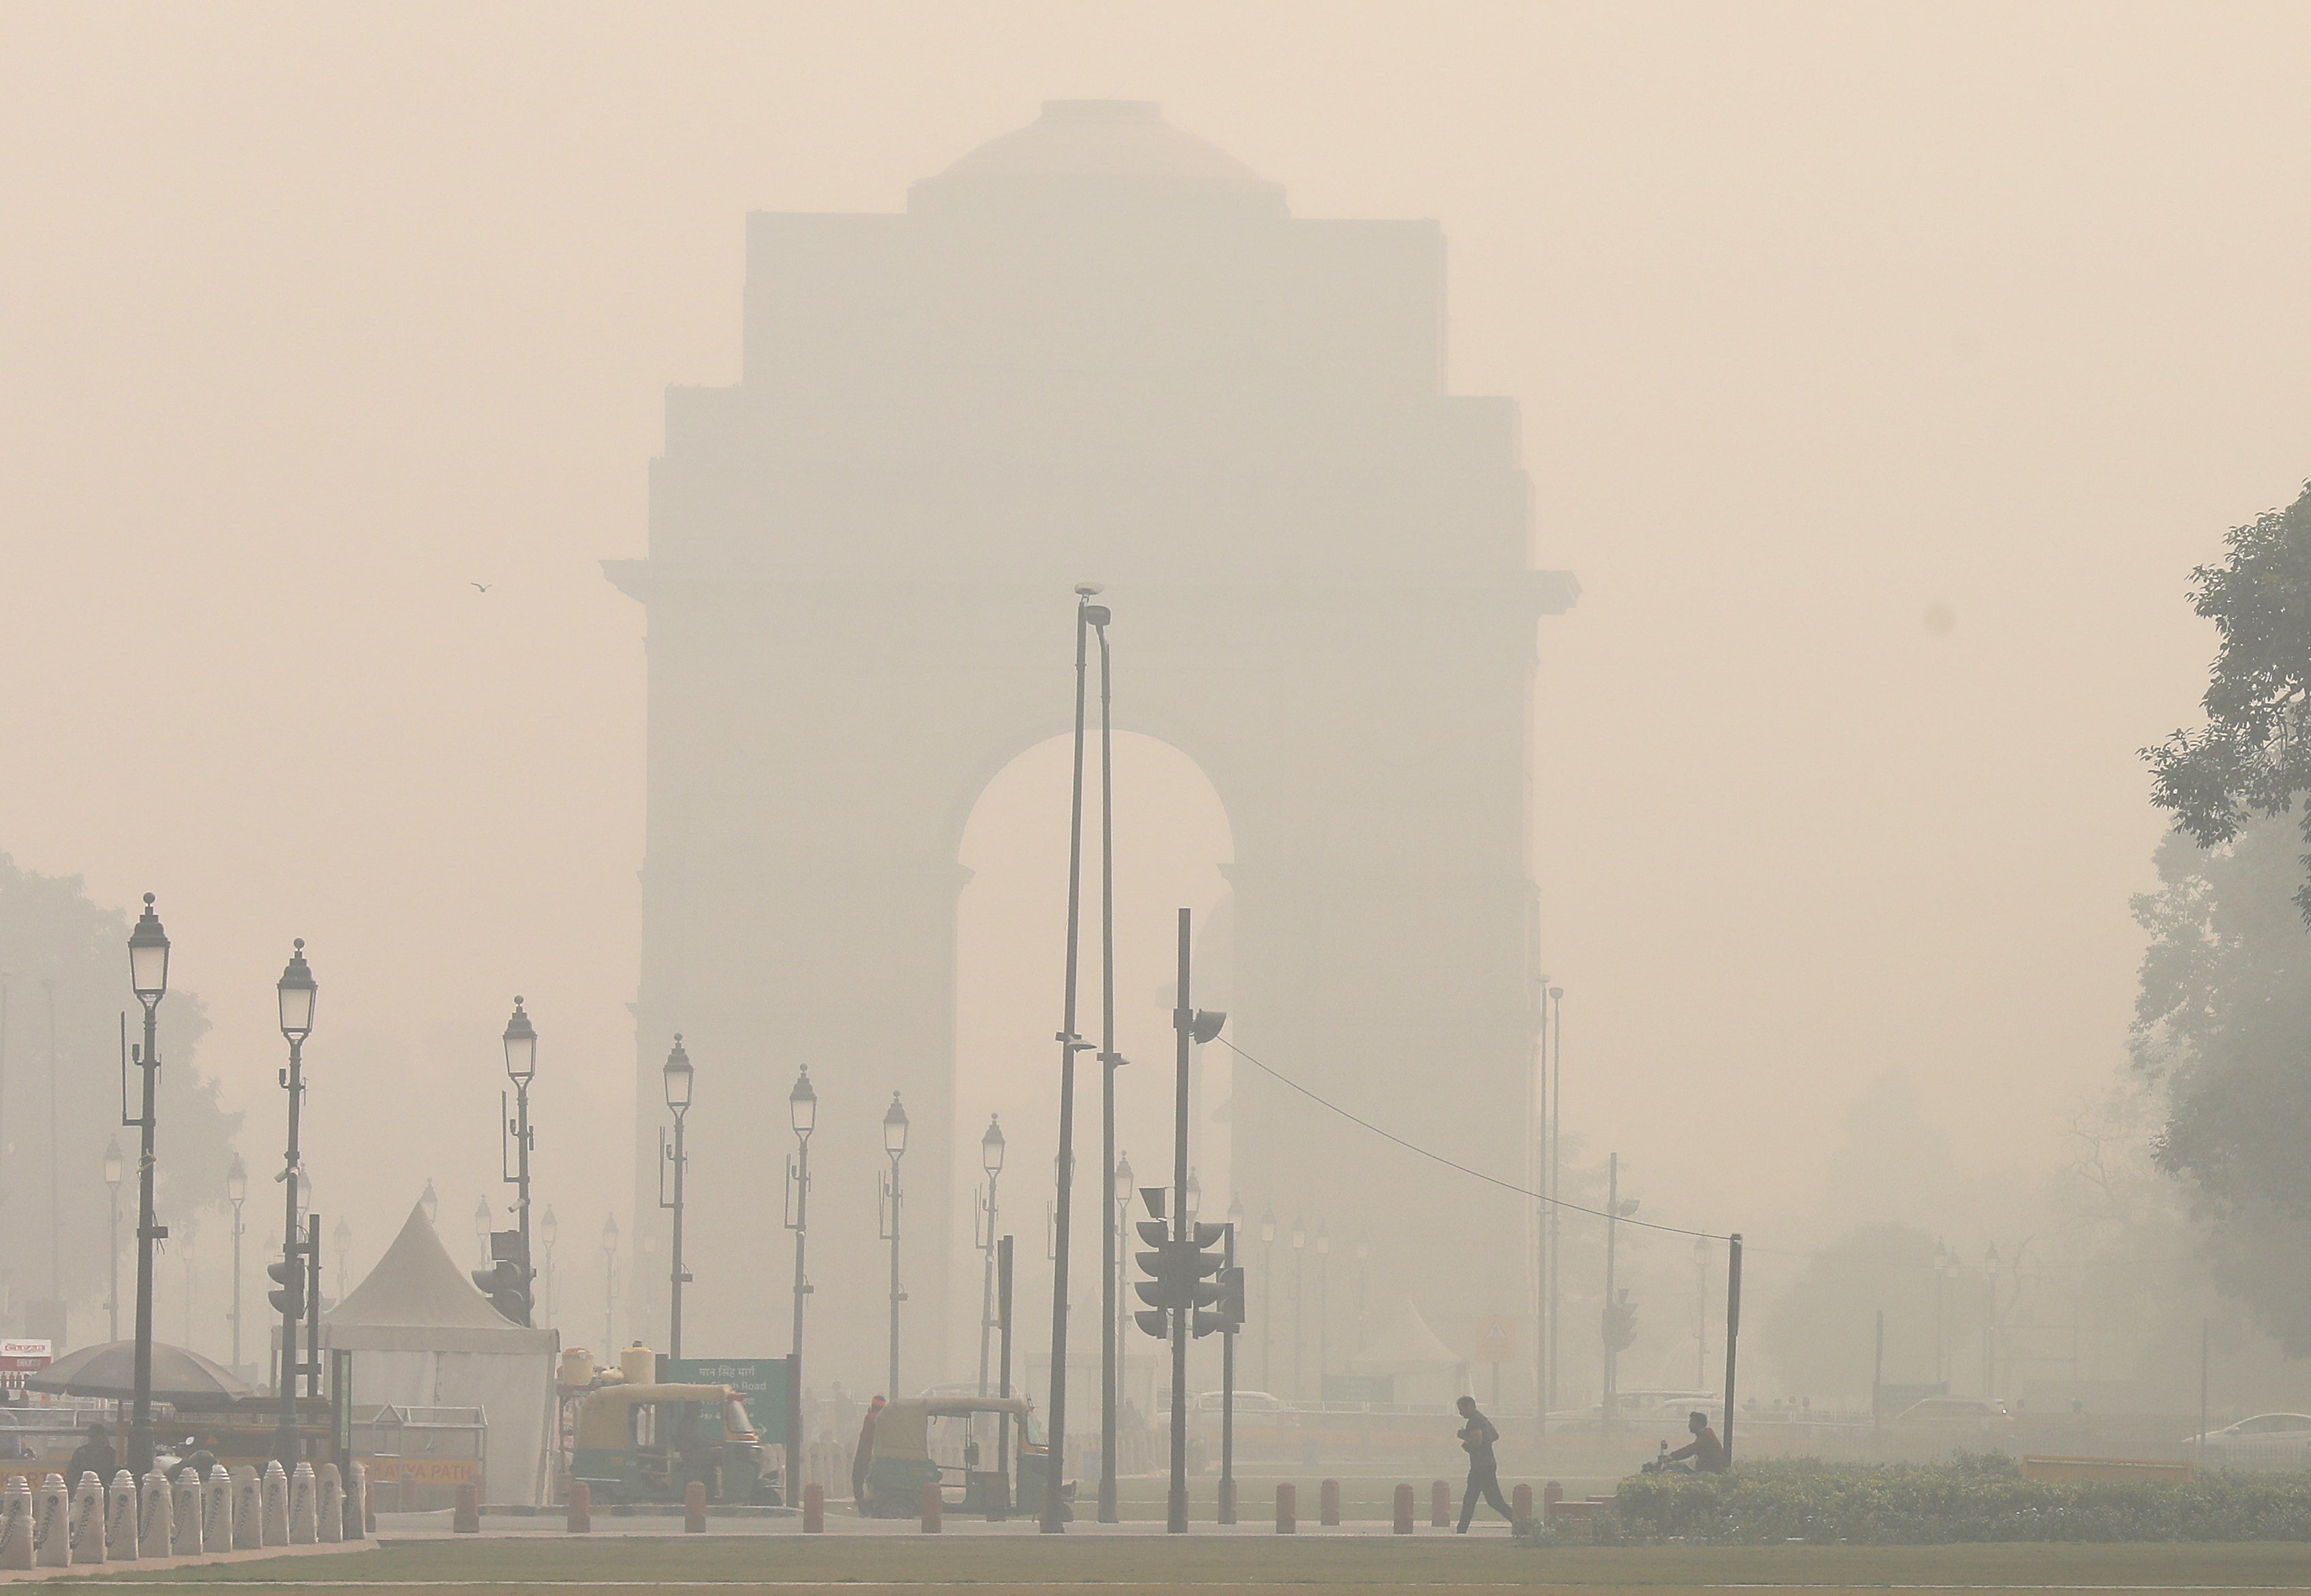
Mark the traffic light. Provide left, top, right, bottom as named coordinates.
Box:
left=1602, top=1291, right=1638, bottom=1352
left=1199, top=1263, right=1246, bottom=1340
left=266, top=1254, right=305, bottom=1319
left=1133, top=1218, right=1181, bottom=1338
left=1184, top=1222, right=1228, bottom=1338
left=472, top=1229, right=532, bottom=1325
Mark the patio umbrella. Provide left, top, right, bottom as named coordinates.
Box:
left=25, top=1340, right=255, bottom=1409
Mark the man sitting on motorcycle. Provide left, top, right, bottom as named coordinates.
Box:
left=1656, top=1410, right=1726, bottom=1473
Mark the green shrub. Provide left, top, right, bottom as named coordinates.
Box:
left=1515, top=1455, right=2311, bottom=1545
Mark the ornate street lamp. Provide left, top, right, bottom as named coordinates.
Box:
left=784, top=1066, right=816, bottom=1485
left=102, top=1137, right=124, bottom=1342
left=266, top=933, right=316, bottom=1464
left=495, top=996, right=538, bottom=1325
left=879, top=1092, right=908, bottom=1395
left=658, top=1037, right=694, bottom=1357
left=123, top=894, right=170, bottom=1474
left=975, top=1114, right=1005, bottom=1395
left=226, top=1154, right=247, bottom=1371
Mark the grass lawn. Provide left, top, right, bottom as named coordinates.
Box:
left=65, top=1537, right=2311, bottom=1591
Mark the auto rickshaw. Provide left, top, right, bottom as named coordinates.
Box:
left=859, top=1395, right=1070, bottom=1519
left=571, top=1382, right=780, bottom=1505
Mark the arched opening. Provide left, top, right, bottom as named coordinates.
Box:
left=951, top=731, right=1233, bottom=1389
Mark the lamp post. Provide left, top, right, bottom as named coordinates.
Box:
left=879, top=1091, right=908, bottom=1396
left=540, top=1207, right=558, bottom=1332
left=658, top=1037, right=693, bottom=1357
left=226, top=1154, right=247, bottom=1371
left=975, top=1114, right=1005, bottom=1395
left=1546, top=983, right=1564, bottom=1422
left=1042, top=583, right=1105, bottom=1535
left=1259, top=1208, right=1276, bottom=1393
left=500, top=996, right=538, bottom=1325
left=600, top=1213, right=619, bottom=1355
left=121, top=895, right=171, bottom=1473
left=1315, top=1223, right=1330, bottom=1398
left=1290, top=1216, right=1306, bottom=1405
left=1091, top=598, right=1122, bottom=1529
left=269, top=934, right=314, bottom=1467
left=784, top=1066, right=816, bottom=1489
left=103, top=1137, right=124, bottom=1341
left=1112, top=1149, right=1133, bottom=1458
left=1355, top=1233, right=1370, bottom=1351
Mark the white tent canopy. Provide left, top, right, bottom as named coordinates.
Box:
left=322, top=1201, right=557, bottom=1505
left=1349, top=1298, right=1469, bottom=1405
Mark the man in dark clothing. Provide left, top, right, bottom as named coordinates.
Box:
left=66, top=1424, right=116, bottom=1486
left=1665, top=1410, right=1727, bottom=1473
left=1454, top=1395, right=1514, bottom=1532
left=851, top=1394, right=886, bottom=1511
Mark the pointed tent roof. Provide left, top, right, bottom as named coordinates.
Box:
left=326, top=1201, right=547, bottom=1347
left=1349, top=1298, right=1465, bottom=1370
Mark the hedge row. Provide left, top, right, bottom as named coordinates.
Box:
left=1519, top=1454, right=2311, bottom=1544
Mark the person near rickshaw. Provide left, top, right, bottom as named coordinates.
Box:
left=851, top=1395, right=885, bottom=1510
left=67, top=1424, right=115, bottom=1485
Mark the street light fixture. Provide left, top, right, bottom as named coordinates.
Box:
left=880, top=1092, right=909, bottom=1396
left=102, top=1137, right=124, bottom=1342
left=267, top=932, right=313, bottom=1467
left=121, top=894, right=170, bottom=1474
left=226, top=1154, right=247, bottom=1371
left=495, top=996, right=539, bottom=1325
left=658, top=1037, right=694, bottom=1357
left=784, top=1066, right=816, bottom=1485
left=975, top=1114, right=1005, bottom=1395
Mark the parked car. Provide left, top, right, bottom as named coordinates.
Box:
left=1895, top=1396, right=2013, bottom=1424
left=1191, top=1390, right=1284, bottom=1413
left=2186, top=1413, right=2311, bottom=1470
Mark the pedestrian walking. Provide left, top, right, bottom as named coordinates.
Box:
left=1453, top=1395, right=1513, bottom=1532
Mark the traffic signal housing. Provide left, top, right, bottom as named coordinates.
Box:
left=473, top=1229, right=532, bottom=1325
left=1135, top=1219, right=1231, bottom=1338
left=1602, top=1291, right=1638, bottom=1352
left=266, top=1253, right=305, bottom=1319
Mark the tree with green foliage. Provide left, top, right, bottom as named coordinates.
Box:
left=2147, top=480, right=2311, bottom=919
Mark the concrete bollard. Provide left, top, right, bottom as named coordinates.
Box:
left=138, top=1471, right=172, bottom=1561
left=290, top=1460, right=319, bottom=1544
left=318, top=1464, right=344, bottom=1544
left=684, top=1479, right=707, bottom=1533
left=173, top=1470, right=204, bottom=1555
left=70, top=1473, right=106, bottom=1564
left=1275, top=1482, right=1296, bottom=1534
left=36, top=1473, right=71, bottom=1567
left=802, top=1482, right=825, bottom=1533
left=1319, top=1478, right=1340, bottom=1526
left=453, top=1481, right=481, bottom=1534
left=204, top=1467, right=234, bottom=1554
left=106, top=1471, right=139, bottom=1561
left=1393, top=1482, right=1414, bottom=1535
left=566, top=1479, right=591, bottom=1534
left=234, top=1468, right=263, bottom=1550
left=1429, top=1479, right=1449, bottom=1528
left=1542, top=1482, right=1564, bottom=1520
left=262, top=1461, right=290, bottom=1546
left=1513, top=1482, right=1533, bottom=1522
left=1, top=1477, right=36, bottom=1569
left=1218, top=1476, right=1236, bottom=1526
left=919, top=1482, right=942, bottom=1534
left=356, top=1462, right=375, bottom=1535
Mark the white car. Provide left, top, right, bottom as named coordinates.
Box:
left=2187, top=1413, right=2311, bottom=1470
left=1895, top=1396, right=2013, bottom=1424
left=1192, top=1390, right=1284, bottom=1413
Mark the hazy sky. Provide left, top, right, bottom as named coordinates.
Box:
left=4, top=4, right=2308, bottom=1366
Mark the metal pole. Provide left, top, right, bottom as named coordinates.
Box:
left=1534, top=982, right=1548, bottom=1436
left=1696, top=1239, right=1709, bottom=1390
left=997, top=1236, right=1015, bottom=1503
left=230, top=1197, right=244, bottom=1370
left=887, top=1150, right=903, bottom=1397
left=977, top=1170, right=998, bottom=1396
left=1602, top=1152, right=1617, bottom=1432
left=603, top=1235, right=616, bottom=1358
left=1219, top=1221, right=1237, bottom=1524
left=47, top=981, right=60, bottom=1306
left=1261, top=1236, right=1272, bottom=1394
left=1167, top=907, right=1191, bottom=1535
left=108, top=1186, right=121, bottom=1342
left=1096, top=618, right=1120, bottom=1524
left=1547, top=988, right=1562, bottom=1419
left=1294, top=1236, right=1304, bottom=1404
left=1721, top=1234, right=1743, bottom=1464
left=510, top=1080, right=534, bottom=1325
left=665, top=1110, right=688, bottom=1360
left=789, top=1131, right=810, bottom=1494
left=274, top=1030, right=305, bottom=1466
left=2199, top=1317, right=2209, bottom=1456
left=128, top=994, right=162, bottom=1473
left=1042, top=589, right=1097, bottom=1535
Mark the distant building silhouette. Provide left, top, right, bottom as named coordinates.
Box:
left=609, top=101, right=1575, bottom=1390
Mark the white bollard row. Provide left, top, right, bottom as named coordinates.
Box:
left=290, top=1460, right=318, bottom=1546
left=317, top=1463, right=343, bottom=1544
left=262, top=1460, right=289, bottom=1547
left=205, top=1464, right=235, bottom=1550
left=138, top=1470, right=172, bottom=1559
left=70, top=1472, right=106, bottom=1563
left=172, top=1469, right=204, bottom=1555
left=1, top=1475, right=32, bottom=1570
left=35, top=1473, right=69, bottom=1568
left=234, top=1466, right=264, bottom=1549
left=107, top=1469, right=139, bottom=1559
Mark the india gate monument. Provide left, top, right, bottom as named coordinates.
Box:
left=609, top=100, right=1575, bottom=1405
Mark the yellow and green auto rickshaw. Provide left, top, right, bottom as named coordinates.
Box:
left=572, top=1382, right=780, bottom=1505
left=859, top=1395, right=1069, bottom=1519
